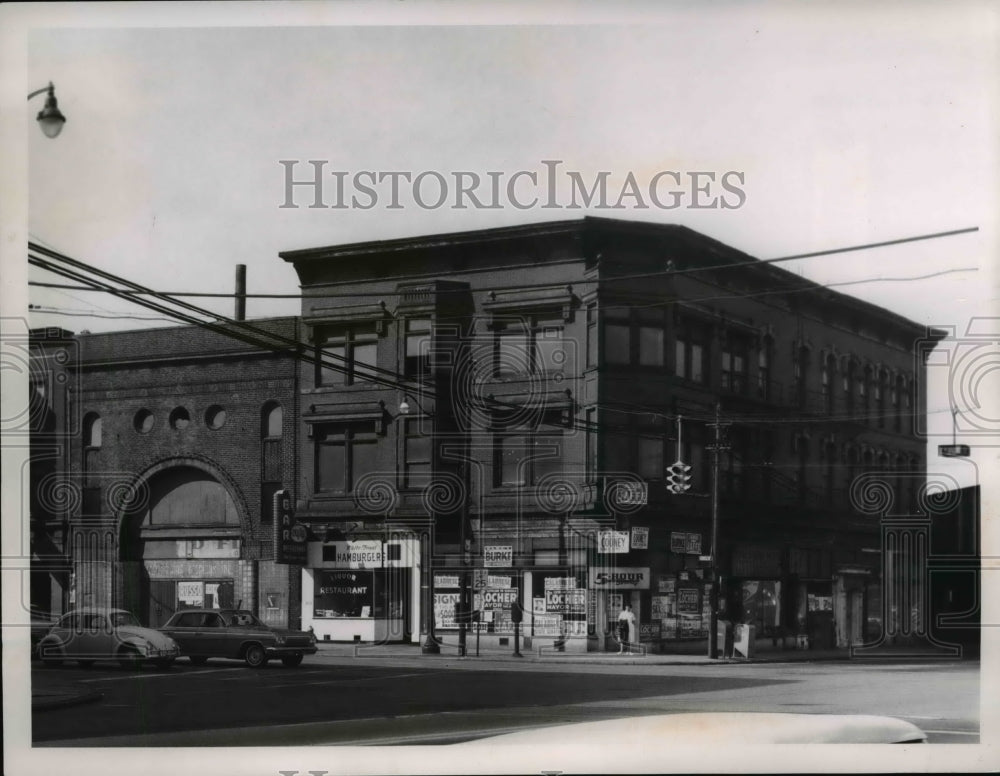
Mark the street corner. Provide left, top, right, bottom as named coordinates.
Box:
left=32, top=682, right=104, bottom=712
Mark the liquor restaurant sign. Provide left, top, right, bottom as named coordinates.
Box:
left=588, top=567, right=650, bottom=590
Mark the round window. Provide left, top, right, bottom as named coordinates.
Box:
left=205, top=405, right=227, bottom=430
left=134, top=409, right=155, bottom=434
left=169, top=407, right=190, bottom=430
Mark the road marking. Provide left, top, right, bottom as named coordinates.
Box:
left=77, top=668, right=230, bottom=683
left=267, top=670, right=447, bottom=689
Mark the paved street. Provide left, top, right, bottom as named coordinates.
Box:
left=32, top=650, right=979, bottom=746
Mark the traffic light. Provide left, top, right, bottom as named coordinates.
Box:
left=666, top=461, right=692, bottom=494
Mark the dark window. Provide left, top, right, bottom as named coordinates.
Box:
left=757, top=346, right=771, bottom=400
left=494, top=416, right=563, bottom=487
left=892, top=377, right=902, bottom=432
left=637, top=434, right=664, bottom=480
left=821, top=356, right=835, bottom=414
left=261, top=403, right=283, bottom=523
left=403, top=418, right=432, bottom=488
left=315, top=422, right=378, bottom=494
left=318, top=324, right=378, bottom=386
left=676, top=324, right=708, bottom=383
left=586, top=303, right=598, bottom=367
left=721, top=337, right=748, bottom=394
left=83, top=413, right=102, bottom=448
left=824, top=443, right=837, bottom=501
left=793, top=347, right=809, bottom=406
left=604, top=318, right=631, bottom=366
left=585, top=408, right=597, bottom=481
left=495, top=316, right=565, bottom=376
left=404, top=318, right=432, bottom=379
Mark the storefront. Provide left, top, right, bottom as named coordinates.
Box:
left=588, top=565, right=651, bottom=652
left=301, top=535, right=420, bottom=643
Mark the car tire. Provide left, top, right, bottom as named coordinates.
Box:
left=243, top=643, right=267, bottom=668
left=117, top=646, right=143, bottom=670
left=189, top=656, right=208, bottom=666
left=281, top=654, right=304, bottom=668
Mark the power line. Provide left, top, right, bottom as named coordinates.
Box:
left=26, top=225, right=979, bottom=299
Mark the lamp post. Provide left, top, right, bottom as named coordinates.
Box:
left=706, top=403, right=731, bottom=659
left=400, top=393, right=443, bottom=655
left=28, top=82, right=66, bottom=138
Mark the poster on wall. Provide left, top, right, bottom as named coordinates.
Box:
left=434, top=574, right=460, bottom=589
left=657, top=575, right=676, bottom=594
left=533, top=597, right=546, bottom=614
left=670, top=532, right=688, bottom=553
left=544, top=588, right=585, bottom=614
left=434, top=591, right=460, bottom=630
left=177, top=581, right=204, bottom=607
left=630, top=526, right=649, bottom=550
left=533, top=613, right=563, bottom=637
left=598, top=530, right=630, bottom=554
left=484, top=546, right=512, bottom=567
left=651, top=595, right=672, bottom=619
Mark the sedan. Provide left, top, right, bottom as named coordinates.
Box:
left=37, top=608, right=180, bottom=669
left=160, top=609, right=318, bottom=668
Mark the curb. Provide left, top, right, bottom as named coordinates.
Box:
left=32, top=690, right=104, bottom=712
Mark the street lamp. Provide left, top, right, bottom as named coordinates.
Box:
left=28, top=82, right=66, bottom=139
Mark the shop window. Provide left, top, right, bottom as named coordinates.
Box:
left=741, top=580, right=782, bottom=639
left=315, top=421, right=378, bottom=494
left=317, top=323, right=378, bottom=386
left=494, top=315, right=565, bottom=377
left=404, top=318, right=432, bottom=379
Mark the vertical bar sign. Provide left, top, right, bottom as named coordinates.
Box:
left=274, top=489, right=307, bottom=564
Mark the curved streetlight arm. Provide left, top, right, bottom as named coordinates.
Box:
left=27, top=84, right=54, bottom=101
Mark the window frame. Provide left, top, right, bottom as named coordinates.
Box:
left=316, top=323, right=379, bottom=387
left=314, top=421, right=379, bottom=495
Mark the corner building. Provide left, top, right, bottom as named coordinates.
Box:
left=282, top=217, right=938, bottom=653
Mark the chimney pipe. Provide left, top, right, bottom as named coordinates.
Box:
left=235, top=264, right=247, bottom=321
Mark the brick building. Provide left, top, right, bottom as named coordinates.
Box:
left=56, top=317, right=302, bottom=628
left=279, top=217, right=943, bottom=653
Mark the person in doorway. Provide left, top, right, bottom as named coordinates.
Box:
left=617, top=604, right=636, bottom=654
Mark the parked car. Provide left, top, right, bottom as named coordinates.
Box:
left=37, top=608, right=180, bottom=669
left=30, top=613, right=58, bottom=659
left=159, top=609, right=318, bottom=668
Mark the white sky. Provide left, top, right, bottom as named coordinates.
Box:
left=2, top=3, right=1000, bottom=772
left=11, top=2, right=999, bottom=486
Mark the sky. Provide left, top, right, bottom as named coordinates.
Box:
left=12, top=2, right=998, bottom=491
left=2, top=3, right=999, bottom=772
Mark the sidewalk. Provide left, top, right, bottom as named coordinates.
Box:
left=316, top=640, right=858, bottom=665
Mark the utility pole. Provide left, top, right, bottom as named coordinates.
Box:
left=706, top=402, right=731, bottom=659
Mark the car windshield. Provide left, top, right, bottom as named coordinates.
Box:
left=110, top=612, right=140, bottom=627
left=227, top=612, right=263, bottom=627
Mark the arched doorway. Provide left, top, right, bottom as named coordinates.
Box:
left=119, top=464, right=247, bottom=626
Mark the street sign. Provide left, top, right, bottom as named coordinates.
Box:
left=939, top=444, right=971, bottom=457
left=484, top=546, right=513, bottom=567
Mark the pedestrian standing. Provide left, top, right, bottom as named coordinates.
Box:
left=617, top=604, right=635, bottom=654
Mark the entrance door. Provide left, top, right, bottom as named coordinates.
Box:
left=149, top=580, right=176, bottom=628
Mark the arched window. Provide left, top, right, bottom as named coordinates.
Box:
left=821, top=354, right=836, bottom=414
left=261, top=403, right=283, bottom=523
left=262, top=403, right=283, bottom=439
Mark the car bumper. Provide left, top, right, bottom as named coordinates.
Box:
left=144, top=646, right=180, bottom=659
left=264, top=645, right=318, bottom=657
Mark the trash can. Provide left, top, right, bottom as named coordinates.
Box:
left=716, top=620, right=734, bottom=658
